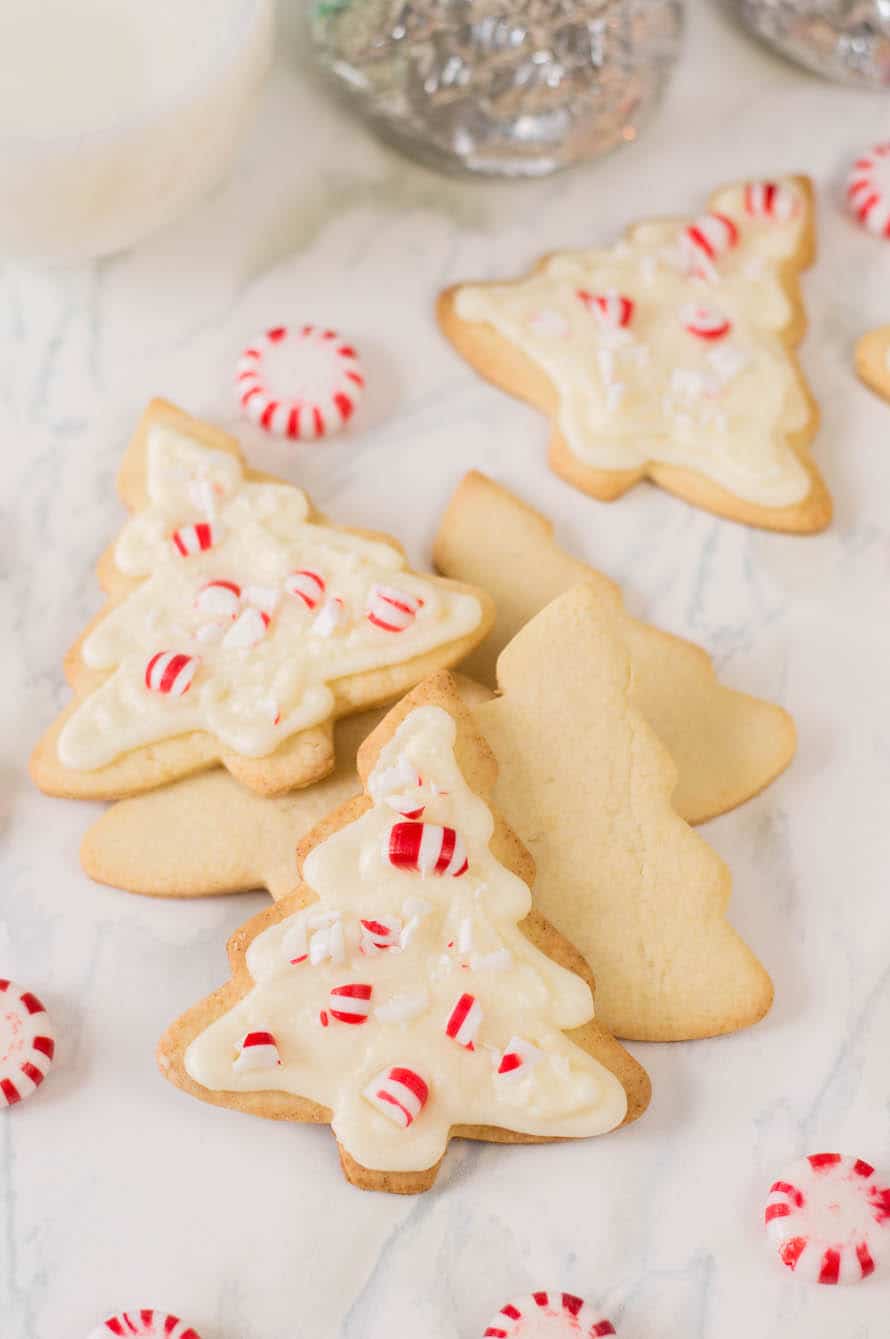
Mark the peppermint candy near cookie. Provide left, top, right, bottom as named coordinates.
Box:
left=0, top=979, right=55, bottom=1107
left=87, top=1311, right=202, bottom=1339
left=236, top=324, right=365, bottom=441
left=764, top=1152, right=890, bottom=1284
left=483, top=1291, right=615, bottom=1338
left=846, top=143, right=890, bottom=238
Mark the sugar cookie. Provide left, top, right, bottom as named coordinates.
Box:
left=30, top=399, right=493, bottom=800
left=439, top=176, right=830, bottom=532
left=157, top=673, right=650, bottom=1193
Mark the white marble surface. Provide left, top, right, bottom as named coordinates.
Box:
left=3, top=3, right=890, bottom=1336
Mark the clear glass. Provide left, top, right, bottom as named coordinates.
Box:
left=310, top=0, right=684, bottom=177
left=734, top=0, right=890, bottom=86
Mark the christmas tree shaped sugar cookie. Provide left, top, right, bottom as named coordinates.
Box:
left=477, top=584, right=774, bottom=1041
left=440, top=175, right=831, bottom=532
left=855, top=325, right=890, bottom=402
left=30, top=400, right=493, bottom=800
left=158, top=674, right=649, bottom=1193
left=434, top=471, right=795, bottom=824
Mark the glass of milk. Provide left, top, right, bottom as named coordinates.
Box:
left=0, top=0, right=275, bottom=261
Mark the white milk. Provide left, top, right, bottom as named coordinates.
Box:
left=0, top=0, right=228, bottom=137
left=0, top=0, right=274, bottom=258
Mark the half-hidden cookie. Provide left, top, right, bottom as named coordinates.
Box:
left=855, top=326, right=890, bottom=403
left=433, top=471, right=796, bottom=825
left=82, top=678, right=493, bottom=898
left=439, top=175, right=831, bottom=532
left=157, top=673, right=650, bottom=1194
left=30, top=399, right=493, bottom=800
left=475, top=584, right=774, bottom=1042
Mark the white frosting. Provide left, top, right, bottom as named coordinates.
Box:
left=184, top=706, right=627, bottom=1173
left=454, top=180, right=813, bottom=507
left=57, top=427, right=482, bottom=769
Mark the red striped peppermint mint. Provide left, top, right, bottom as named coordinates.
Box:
left=360, top=917, right=402, bottom=951
left=285, top=568, right=325, bottom=610
left=0, top=980, right=55, bottom=1108
left=682, top=212, right=739, bottom=272
left=445, top=992, right=482, bottom=1049
left=170, top=523, right=219, bottom=557
left=765, top=1152, right=890, bottom=1284
left=363, top=1066, right=429, bottom=1128
left=328, top=983, right=373, bottom=1024
left=236, top=325, right=365, bottom=441
left=680, top=303, right=732, bottom=341
left=847, top=143, right=890, bottom=238
left=195, top=579, right=241, bottom=620
left=386, top=821, right=468, bottom=878
left=233, top=1030, right=281, bottom=1073
left=87, top=1310, right=202, bottom=1338
left=366, top=585, right=424, bottom=633
left=744, top=180, right=798, bottom=222
left=576, top=290, right=634, bottom=330
left=144, top=652, right=199, bottom=697
left=222, top=606, right=270, bottom=650
left=483, top=1291, right=616, bottom=1337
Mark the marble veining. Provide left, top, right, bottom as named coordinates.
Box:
left=1, top=2, right=889, bottom=1335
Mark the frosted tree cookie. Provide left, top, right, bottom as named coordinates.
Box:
left=433, top=471, right=795, bottom=824
left=157, top=674, right=649, bottom=1193
left=30, top=400, right=493, bottom=800
left=439, top=176, right=831, bottom=532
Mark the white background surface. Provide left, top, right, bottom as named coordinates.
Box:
left=2, top=3, right=890, bottom=1336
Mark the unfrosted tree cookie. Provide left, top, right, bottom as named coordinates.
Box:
left=30, top=399, right=493, bottom=800
left=433, top=471, right=796, bottom=824
left=157, top=673, right=649, bottom=1194
left=855, top=325, right=890, bottom=402
left=439, top=176, right=831, bottom=532
left=474, top=584, right=773, bottom=1042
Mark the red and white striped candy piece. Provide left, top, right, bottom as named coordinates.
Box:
left=195, top=579, right=241, bottom=620
left=682, top=212, right=739, bottom=269
left=236, top=324, right=365, bottom=441
left=765, top=1152, right=890, bottom=1284
left=87, top=1310, right=202, bottom=1339
left=312, top=596, right=348, bottom=637
left=223, top=606, right=270, bottom=650
left=483, top=1291, right=616, bottom=1338
left=360, top=917, right=402, bottom=951
left=847, top=143, right=890, bottom=238
left=576, top=290, right=634, bottom=330
left=496, top=1036, right=542, bottom=1078
left=170, top=522, right=219, bottom=557
left=366, top=585, right=424, bottom=633
left=386, top=821, right=468, bottom=878
left=233, top=1030, right=281, bottom=1073
left=285, top=568, right=325, bottom=610
left=445, top=992, right=482, bottom=1049
left=363, top=1066, right=429, bottom=1128
left=328, top=983, right=373, bottom=1024
left=744, top=180, right=798, bottom=222
left=680, top=303, right=732, bottom=341
left=0, top=980, right=55, bottom=1108
left=144, top=652, right=199, bottom=697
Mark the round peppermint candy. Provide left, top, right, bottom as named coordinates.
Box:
left=236, top=325, right=365, bottom=441
left=847, top=144, right=890, bottom=238
left=765, top=1152, right=890, bottom=1284
left=483, top=1292, right=616, bottom=1338
left=0, top=980, right=55, bottom=1107
left=87, top=1311, right=202, bottom=1338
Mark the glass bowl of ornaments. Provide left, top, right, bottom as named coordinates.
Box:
left=734, top=0, right=890, bottom=86
left=310, top=0, right=684, bottom=177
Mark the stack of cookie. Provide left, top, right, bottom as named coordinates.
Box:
left=30, top=174, right=821, bottom=1195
